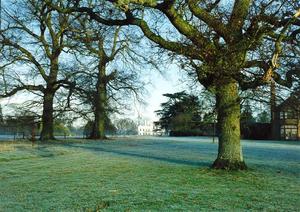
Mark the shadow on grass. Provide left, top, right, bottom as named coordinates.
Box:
left=46, top=137, right=300, bottom=175
left=63, top=143, right=300, bottom=175
left=65, top=144, right=211, bottom=168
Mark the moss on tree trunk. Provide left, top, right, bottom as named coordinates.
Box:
left=212, top=81, right=247, bottom=170
left=40, top=90, right=55, bottom=141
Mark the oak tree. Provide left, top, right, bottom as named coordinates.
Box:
left=46, top=0, right=300, bottom=169
left=0, top=0, right=77, bottom=140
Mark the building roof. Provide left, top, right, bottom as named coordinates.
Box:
left=277, top=90, right=300, bottom=111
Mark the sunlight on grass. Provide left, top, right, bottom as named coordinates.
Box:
left=0, top=144, right=15, bottom=152
left=0, top=137, right=299, bottom=211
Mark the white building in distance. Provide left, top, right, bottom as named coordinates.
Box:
left=138, top=125, right=155, bottom=136
left=138, top=120, right=155, bottom=136
left=137, top=118, right=168, bottom=136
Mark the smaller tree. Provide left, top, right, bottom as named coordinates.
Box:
left=63, top=15, right=145, bottom=139
left=114, top=118, right=137, bottom=135
left=0, top=0, right=77, bottom=141
left=54, top=120, right=71, bottom=137
left=155, top=91, right=203, bottom=135
left=240, top=101, right=255, bottom=124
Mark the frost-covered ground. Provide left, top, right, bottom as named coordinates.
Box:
left=0, top=136, right=299, bottom=211
left=66, top=136, right=300, bottom=173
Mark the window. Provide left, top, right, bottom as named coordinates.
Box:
left=286, top=110, right=296, bottom=119
left=280, top=112, right=285, bottom=120
left=281, top=109, right=297, bottom=120
left=281, top=125, right=298, bottom=140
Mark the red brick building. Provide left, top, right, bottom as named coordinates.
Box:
left=275, top=94, right=300, bottom=140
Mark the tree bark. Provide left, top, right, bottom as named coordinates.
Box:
left=270, top=80, right=279, bottom=140
left=39, top=58, right=58, bottom=141
left=40, top=89, right=55, bottom=141
left=212, top=80, right=247, bottom=170
left=90, top=62, right=107, bottom=139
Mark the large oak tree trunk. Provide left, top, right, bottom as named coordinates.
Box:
left=40, top=58, right=59, bottom=141
left=212, top=81, right=247, bottom=170
left=90, top=63, right=107, bottom=139
left=40, top=90, right=55, bottom=141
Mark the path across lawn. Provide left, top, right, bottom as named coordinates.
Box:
left=0, top=137, right=299, bottom=211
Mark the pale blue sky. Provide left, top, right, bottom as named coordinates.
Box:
left=137, top=67, right=186, bottom=121
left=0, top=66, right=187, bottom=123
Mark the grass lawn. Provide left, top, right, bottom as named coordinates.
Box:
left=0, top=137, right=299, bottom=211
